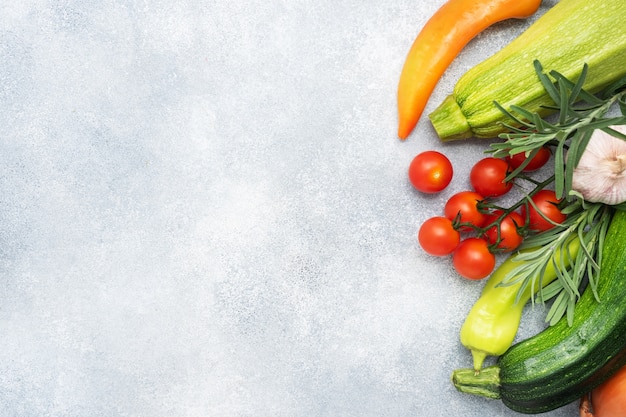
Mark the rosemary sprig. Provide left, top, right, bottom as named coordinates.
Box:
left=487, top=60, right=626, bottom=326
left=491, top=61, right=626, bottom=202
left=499, top=199, right=612, bottom=326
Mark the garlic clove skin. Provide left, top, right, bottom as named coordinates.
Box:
left=571, top=125, right=626, bottom=206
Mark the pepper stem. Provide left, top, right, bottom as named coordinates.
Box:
left=451, top=365, right=502, bottom=399
left=471, top=349, right=488, bottom=372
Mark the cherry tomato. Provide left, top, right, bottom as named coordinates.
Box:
left=418, top=216, right=460, bottom=256
left=521, top=189, right=567, bottom=232
left=470, top=157, right=513, bottom=197
left=452, top=238, right=496, bottom=280
left=408, top=151, right=453, bottom=193
left=506, top=146, right=551, bottom=172
left=483, top=210, right=525, bottom=252
left=580, top=365, right=626, bottom=417
left=444, top=191, right=486, bottom=231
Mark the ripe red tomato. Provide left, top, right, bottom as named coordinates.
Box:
left=418, top=216, right=460, bottom=256
left=483, top=210, right=525, bottom=252
left=470, top=157, right=513, bottom=197
left=506, top=146, right=551, bottom=172
left=521, top=189, right=567, bottom=232
left=444, top=191, right=486, bottom=231
left=580, top=365, right=626, bottom=417
left=408, top=151, right=453, bottom=193
left=452, top=238, right=496, bottom=280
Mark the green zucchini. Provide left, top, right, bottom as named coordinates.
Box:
left=428, top=0, right=626, bottom=141
left=452, top=209, right=626, bottom=414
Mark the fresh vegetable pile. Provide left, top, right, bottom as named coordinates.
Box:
left=397, top=0, right=626, bottom=414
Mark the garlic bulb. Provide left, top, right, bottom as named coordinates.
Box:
left=571, top=125, right=626, bottom=205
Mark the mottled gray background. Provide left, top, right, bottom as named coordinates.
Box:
left=1, top=0, right=578, bottom=416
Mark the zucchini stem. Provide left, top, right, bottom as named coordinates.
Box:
left=452, top=366, right=501, bottom=399
left=428, top=95, right=473, bottom=141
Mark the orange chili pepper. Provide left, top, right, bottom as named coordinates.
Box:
left=396, top=0, right=542, bottom=140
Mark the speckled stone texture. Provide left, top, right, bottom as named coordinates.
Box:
left=1, top=0, right=577, bottom=416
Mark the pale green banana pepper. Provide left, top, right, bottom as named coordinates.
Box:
left=460, top=237, right=581, bottom=371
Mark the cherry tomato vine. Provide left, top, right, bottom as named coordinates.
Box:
left=410, top=147, right=565, bottom=280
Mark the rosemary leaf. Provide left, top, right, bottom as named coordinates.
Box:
left=546, top=291, right=568, bottom=326
left=540, top=280, right=563, bottom=301
left=600, top=74, right=626, bottom=99
left=558, top=75, right=569, bottom=125
left=565, top=296, right=576, bottom=326
left=568, top=63, right=589, bottom=106
left=565, top=129, right=594, bottom=195
left=553, top=133, right=567, bottom=199
left=534, top=60, right=561, bottom=104
left=603, top=124, right=626, bottom=140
